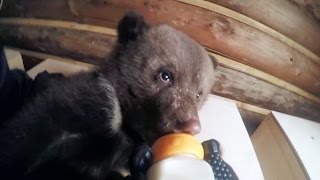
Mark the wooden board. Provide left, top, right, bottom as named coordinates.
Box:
left=214, top=66, right=320, bottom=121
left=203, top=0, right=320, bottom=58
left=197, top=95, right=264, bottom=180
left=212, top=53, right=320, bottom=104
left=1, top=0, right=320, bottom=95
left=3, top=48, right=24, bottom=70
left=0, top=25, right=116, bottom=64
left=179, top=0, right=320, bottom=69
left=290, top=0, right=320, bottom=21
left=27, top=58, right=92, bottom=79
left=251, top=115, right=308, bottom=180
left=272, top=111, right=320, bottom=179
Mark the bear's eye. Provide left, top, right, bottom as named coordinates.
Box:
left=196, top=91, right=203, bottom=99
left=159, top=71, right=173, bottom=84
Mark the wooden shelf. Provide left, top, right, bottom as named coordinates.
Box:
left=252, top=112, right=320, bottom=179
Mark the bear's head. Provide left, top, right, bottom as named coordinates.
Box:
left=103, top=12, right=217, bottom=143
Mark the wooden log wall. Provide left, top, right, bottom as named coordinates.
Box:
left=203, top=0, right=320, bottom=57
left=0, top=0, right=319, bottom=121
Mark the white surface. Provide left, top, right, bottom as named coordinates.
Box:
left=196, top=95, right=264, bottom=180
left=4, top=48, right=25, bottom=71
left=272, top=111, right=320, bottom=180
left=147, top=156, right=215, bottom=180
left=27, top=59, right=91, bottom=79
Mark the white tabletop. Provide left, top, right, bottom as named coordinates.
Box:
left=196, top=95, right=264, bottom=180
left=272, top=111, right=320, bottom=180
left=27, top=58, right=92, bottom=79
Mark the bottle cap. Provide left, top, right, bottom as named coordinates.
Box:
left=151, top=133, right=204, bottom=163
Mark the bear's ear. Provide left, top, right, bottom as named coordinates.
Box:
left=117, top=11, right=149, bottom=44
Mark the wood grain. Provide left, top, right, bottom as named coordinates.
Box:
left=1, top=25, right=319, bottom=121
left=214, top=66, right=320, bottom=121
left=180, top=0, right=320, bottom=67
left=212, top=53, right=320, bottom=104
left=0, top=24, right=116, bottom=64
left=251, top=115, right=308, bottom=180
left=0, top=18, right=116, bottom=36
left=290, top=0, right=320, bottom=21
left=0, top=0, right=320, bottom=95
left=272, top=111, right=320, bottom=179
left=203, top=0, right=320, bottom=58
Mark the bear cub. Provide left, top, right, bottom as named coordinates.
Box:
left=0, top=12, right=216, bottom=180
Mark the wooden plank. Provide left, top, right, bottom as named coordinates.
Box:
left=27, top=58, right=92, bottom=79
left=1, top=0, right=319, bottom=96
left=251, top=115, right=308, bottom=180
left=0, top=18, right=116, bottom=36
left=180, top=0, right=320, bottom=66
left=212, top=53, right=320, bottom=104
left=0, top=25, right=116, bottom=64
left=0, top=25, right=319, bottom=121
left=272, top=111, right=320, bottom=179
left=215, top=97, right=270, bottom=117
left=3, top=48, right=24, bottom=70
left=290, top=0, right=320, bottom=21
left=13, top=47, right=95, bottom=70
left=216, top=96, right=270, bottom=116
left=214, top=66, right=320, bottom=121
left=200, top=0, right=320, bottom=59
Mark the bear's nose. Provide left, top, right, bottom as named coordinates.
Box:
left=176, top=117, right=201, bottom=135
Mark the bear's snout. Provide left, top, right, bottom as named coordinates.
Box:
left=174, top=116, right=201, bottom=135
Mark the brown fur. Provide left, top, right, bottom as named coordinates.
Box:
left=0, top=12, right=216, bottom=180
